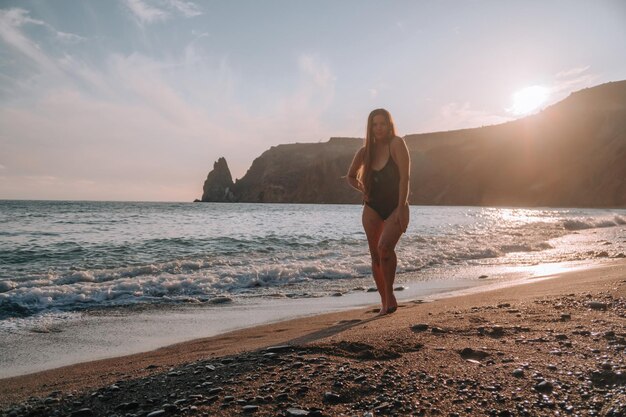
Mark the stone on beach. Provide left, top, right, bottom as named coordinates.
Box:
left=2, top=261, right=625, bottom=417
left=534, top=380, right=554, bottom=393
left=459, top=347, right=490, bottom=361
left=285, top=408, right=310, bottom=416
left=243, top=404, right=259, bottom=413
left=410, top=323, right=429, bottom=332
left=264, top=345, right=292, bottom=353
left=587, top=301, right=609, bottom=310
left=322, top=392, right=342, bottom=404
left=69, top=409, right=94, bottom=417
left=209, top=296, right=233, bottom=304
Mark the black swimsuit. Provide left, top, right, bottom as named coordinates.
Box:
left=366, top=143, right=399, bottom=220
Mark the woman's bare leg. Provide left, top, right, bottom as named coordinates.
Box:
left=362, top=205, right=386, bottom=314
left=378, top=217, right=403, bottom=313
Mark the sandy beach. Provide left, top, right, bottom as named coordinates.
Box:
left=0, top=271, right=526, bottom=379
left=1, top=259, right=625, bottom=416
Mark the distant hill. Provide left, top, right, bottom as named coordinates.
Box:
left=199, top=80, right=626, bottom=208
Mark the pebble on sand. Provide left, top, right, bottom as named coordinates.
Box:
left=286, top=408, right=310, bottom=416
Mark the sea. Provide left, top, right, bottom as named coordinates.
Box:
left=1, top=200, right=625, bottom=376
left=1, top=200, right=625, bottom=324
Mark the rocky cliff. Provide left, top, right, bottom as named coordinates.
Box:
left=231, top=137, right=362, bottom=204
left=405, top=80, right=626, bottom=207
left=199, top=80, right=626, bottom=207
left=201, top=157, right=235, bottom=202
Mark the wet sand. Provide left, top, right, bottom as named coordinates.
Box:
left=1, top=260, right=625, bottom=416
left=0, top=271, right=519, bottom=379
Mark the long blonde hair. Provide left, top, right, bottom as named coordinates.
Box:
left=358, top=108, right=397, bottom=199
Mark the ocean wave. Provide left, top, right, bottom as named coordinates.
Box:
left=0, top=242, right=87, bottom=265
left=0, top=275, right=218, bottom=318
left=0, top=258, right=369, bottom=318
left=500, top=242, right=554, bottom=253
left=450, top=248, right=501, bottom=260
left=562, top=215, right=626, bottom=231
left=0, top=280, right=16, bottom=293
left=56, top=271, right=96, bottom=285
left=2, top=203, right=624, bottom=320
left=0, top=301, right=33, bottom=320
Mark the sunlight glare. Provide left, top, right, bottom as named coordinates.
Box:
left=509, top=85, right=549, bottom=115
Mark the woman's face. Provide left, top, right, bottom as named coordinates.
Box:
left=372, top=114, right=389, bottom=141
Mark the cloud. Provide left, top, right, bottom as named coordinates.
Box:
left=298, top=54, right=334, bottom=89
left=0, top=41, right=276, bottom=199
left=0, top=172, right=189, bottom=201
left=123, top=0, right=169, bottom=24
left=0, top=7, right=43, bottom=27
left=56, top=53, right=112, bottom=96
left=0, top=163, right=6, bottom=170
left=555, top=66, right=591, bottom=79
left=0, top=25, right=244, bottom=200
left=0, top=11, right=336, bottom=200
left=122, top=0, right=201, bottom=24
left=0, top=7, right=85, bottom=88
left=55, top=30, right=85, bottom=44
left=551, top=65, right=597, bottom=96
left=426, top=102, right=513, bottom=132
left=24, top=175, right=58, bottom=183
left=0, top=8, right=62, bottom=73
left=0, top=7, right=84, bottom=45
left=266, top=54, right=336, bottom=141
left=0, top=6, right=253, bottom=186
left=165, top=0, right=202, bottom=18
left=0, top=86, right=235, bottom=199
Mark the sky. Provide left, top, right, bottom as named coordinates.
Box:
left=0, top=1, right=625, bottom=202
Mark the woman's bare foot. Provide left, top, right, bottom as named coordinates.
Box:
left=386, top=305, right=398, bottom=314
left=385, top=294, right=398, bottom=314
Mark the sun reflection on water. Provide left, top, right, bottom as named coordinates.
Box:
left=513, top=262, right=592, bottom=279
left=481, top=208, right=563, bottom=226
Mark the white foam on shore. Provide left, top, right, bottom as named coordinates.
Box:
left=3, top=209, right=624, bottom=319
left=0, top=259, right=607, bottom=379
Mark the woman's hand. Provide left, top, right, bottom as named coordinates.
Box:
left=357, top=182, right=370, bottom=203
left=394, top=203, right=410, bottom=232
left=346, top=147, right=366, bottom=194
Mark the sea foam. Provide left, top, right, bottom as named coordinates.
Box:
left=1, top=202, right=624, bottom=319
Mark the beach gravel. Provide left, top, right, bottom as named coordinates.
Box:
left=1, top=262, right=625, bottom=416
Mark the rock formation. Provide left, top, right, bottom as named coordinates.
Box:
left=231, top=137, right=362, bottom=204
left=200, top=138, right=361, bottom=204
left=198, top=80, right=626, bottom=208
left=405, top=80, right=626, bottom=207
left=201, top=157, right=235, bottom=202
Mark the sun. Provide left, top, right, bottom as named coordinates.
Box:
left=509, top=85, right=550, bottom=115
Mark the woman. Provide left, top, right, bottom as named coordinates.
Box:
left=346, top=108, right=410, bottom=315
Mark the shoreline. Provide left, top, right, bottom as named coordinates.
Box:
left=0, top=260, right=598, bottom=379
left=1, top=259, right=625, bottom=414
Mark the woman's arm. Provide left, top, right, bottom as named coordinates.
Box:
left=392, top=137, right=410, bottom=231
left=346, top=147, right=366, bottom=194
